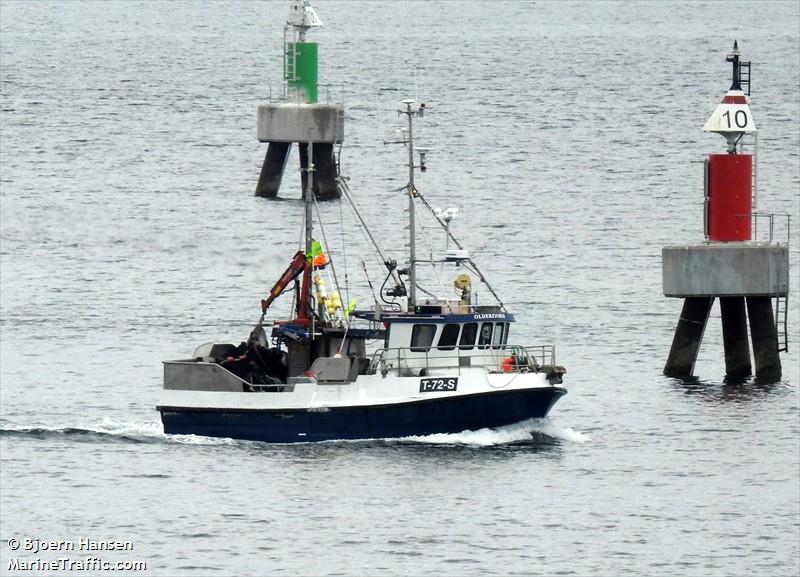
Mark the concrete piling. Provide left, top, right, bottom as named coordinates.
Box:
left=312, top=143, right=339, bottom=199
left=719, top=296, right=752, bottom=378
left=746, top=296, right=782, bottom=380
left=664, top=297, right=713, bottom=378
left=297, top=142, right=340, bottom=200
left=255, top=142, right=292, bottom=198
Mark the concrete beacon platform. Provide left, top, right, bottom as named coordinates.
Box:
left=663, top=243, right=789, bottom=297
left=257, top=104, right=344, bottom=144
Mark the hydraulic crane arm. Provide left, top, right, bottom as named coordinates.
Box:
left=261, top=250, right=309, bottom=314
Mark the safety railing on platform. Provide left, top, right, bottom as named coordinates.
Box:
left=268, top=82, right=345, bottom=105
left=752, top=212, right=791, bottom=245
left=369, top=344, right=556, bottom=377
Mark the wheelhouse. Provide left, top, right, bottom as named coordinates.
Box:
left=394, top=315, right=513, bottom=354
left=350, top=308, right=543, bottom=377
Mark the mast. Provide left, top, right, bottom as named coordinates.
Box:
left=305, top=140, right=315, bottom=335
left=403, top=100, right=417, bottom=309
left=397, top=99, right=426, bottom=310
left=305, top=141, right=314, bottom=255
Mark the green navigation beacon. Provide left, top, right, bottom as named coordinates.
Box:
left=255, top=0, right=344, bottom=199
left=285, top=0, right=321, bottom=103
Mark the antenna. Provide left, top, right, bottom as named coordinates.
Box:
left=433, top=206, right=457, bottom=249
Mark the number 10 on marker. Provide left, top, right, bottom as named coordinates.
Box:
left=722, top=109, right=749, bottom=129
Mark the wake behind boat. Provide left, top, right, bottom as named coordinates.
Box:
left=157, top=0, right=566, bottom=443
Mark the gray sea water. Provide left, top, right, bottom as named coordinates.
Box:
left=1, top=1, right=799, bottom=576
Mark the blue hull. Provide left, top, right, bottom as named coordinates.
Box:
left=158, top=387, right=566, bottom=443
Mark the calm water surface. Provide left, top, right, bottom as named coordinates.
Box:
left=1, top=1, right=798, bottom=576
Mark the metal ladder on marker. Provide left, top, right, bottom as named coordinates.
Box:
left=283, top=27, right=297, bottom=99
left=775, top=261, right=789, bottom=353
left=739, top=61, right=751, bottom=96
left=737, top=132, right=758, bottom=211
left=736, top=61, right=757, bottom=210
left=286, top=47, right=296, bottom=85
left=776, top=213, right=790, bottom=353
left=775, top=295, right=788, bottom=352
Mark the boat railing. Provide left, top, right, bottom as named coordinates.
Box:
left=523, top=344, right=557, bottom=368
left=369, top=344, right=556, bottom=377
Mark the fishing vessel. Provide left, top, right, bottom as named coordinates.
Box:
left=156, top=1, right=566, bottom=443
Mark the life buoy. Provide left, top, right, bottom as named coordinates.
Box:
left=501, top=356, right=515, bottom=373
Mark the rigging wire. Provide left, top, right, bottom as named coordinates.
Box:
left=412, top=187, right=507, bottom=311
left=415, top=283, right=438, bottom=299
left=312, top=193, right=345, bottom=325
left=289, top=206, right=307, bottom=318
left=340, top=181, right=386, bottom=274
left=340, top=178, right=402, bottom=287
left=338, top=191, right=349, bottom=306
left=413, top=193, right=451, bottom=310
left=362, top=260, right=380, bottom=308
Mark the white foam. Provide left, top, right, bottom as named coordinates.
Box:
left=532, top=420, right=590, bottom=443
left=1, top=418, right=240, bottom=446
left=90, top=417, right=241, bottom=445
left=92, top=417, right=164, bottom=438
left=3, top=417, right=589, bottom=447
left=399, top=418, right=590, bottom=446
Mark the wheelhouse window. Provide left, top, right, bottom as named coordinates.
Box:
left=492, top=322, right=506, bottom=349
left=478, top=322, right=493, bottom=349
left=410, top=324, right=437, bottom=352
left=459, top=323, right=478, bottom=350
left=437, top=324, right=460, bottom=350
